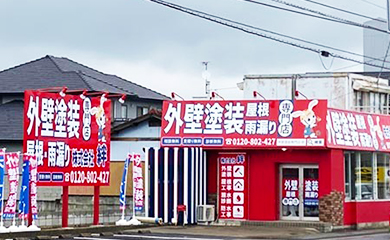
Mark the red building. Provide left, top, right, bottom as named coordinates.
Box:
left=161, top=99, right=390, bottom=228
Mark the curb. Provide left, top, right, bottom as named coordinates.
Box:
left=291, top=228, right=389, bottom=239
left=0, top=224, right=155, bottom=239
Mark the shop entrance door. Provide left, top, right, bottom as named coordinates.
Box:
left=279, top=165, right=319, bottom=221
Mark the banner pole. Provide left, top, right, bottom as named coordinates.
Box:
left=93, top=186, right=100, bottom=225
left=127, top=153, right=141, bottom=225
left=122, top=157, right=128, bottom=221
left=0, top=149, right=5, bottom=229
left=132, top=154, right=136, bottom=220
left=62, top=186, right=69, bottom=228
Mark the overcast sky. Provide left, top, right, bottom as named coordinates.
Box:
left=0, top=0, right=387, bottom=99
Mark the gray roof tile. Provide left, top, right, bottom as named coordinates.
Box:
left=0, top=100, right=24, bottom=140
left=0, top=55, right=169, bottom=100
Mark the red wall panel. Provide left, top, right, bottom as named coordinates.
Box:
left=344, top=201, right=390, bottom=225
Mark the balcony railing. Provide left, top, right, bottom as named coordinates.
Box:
left=351, top=105, right=390, bottom=115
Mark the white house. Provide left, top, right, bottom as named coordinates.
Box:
left=238, top=72, right=390, bottom=114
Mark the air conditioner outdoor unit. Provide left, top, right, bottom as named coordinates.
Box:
left=197, top=205, right=215, bottom=223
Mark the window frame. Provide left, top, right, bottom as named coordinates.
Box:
left=345, top=151, right=390, bottom=202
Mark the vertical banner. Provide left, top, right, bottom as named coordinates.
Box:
left=218, top=153, right=247, bottom=220
left=29, top=155, right=38, bottom=220
left=132, top=153, right=144, bottom=211
left=3, top=153, right=20, bottom=219
left=0, top=149, right=5, bottom=211
left=18, top=157, right=30, bottom=220
left=119, top=155, right=130, bottom=210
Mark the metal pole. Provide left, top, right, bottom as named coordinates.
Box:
left=173, top=148, right=178, bottom=224
left=93, top=186, right=100, bottom=225
left=154, top=148, right=159, bottom=219
left=164, top=148, right=169, bottom=223
left=62, top=186, right=69, bottom=227
left=144, top=149, right=149, bottom=218
left=183, top=148, right=188, bottom=225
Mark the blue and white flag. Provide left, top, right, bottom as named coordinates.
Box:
left=0, top=150, right=5, bottom=211
left=119, top=155, right=130, bottom=210
left=18, top=159, right=30, bottom=219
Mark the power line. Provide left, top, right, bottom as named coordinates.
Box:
left=145, top=0, right=390, bottom=70
left=360, top=0, right=386, bottom=10
left=240, top=0, right=389, bottom=34
left=377, top=40, right=390, bottom=80
left=299, top=0, right=386, bottom=23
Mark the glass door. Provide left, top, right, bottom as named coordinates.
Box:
left=280, top=164, right=319, bottom=221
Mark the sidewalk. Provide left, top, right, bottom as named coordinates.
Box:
left=0, top=223, right=387, bottom=239
left=122, top=225, right=389, bottom=239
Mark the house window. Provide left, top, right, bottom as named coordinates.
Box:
left=354, top=91, right=390, bottom=114
left=121, top=105, right=127, bottom=119
left=377, top=153, right=390, bottom=199
left=137, top=106, right=149, bottom=117
left=344, top=152, right=390, bottom=201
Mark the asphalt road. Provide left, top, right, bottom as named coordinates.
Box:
left=74, top=233, right=242, bottom=240
left=71, top=231, right=390, bottom=240
left=325, top=233, right=390, bottom=240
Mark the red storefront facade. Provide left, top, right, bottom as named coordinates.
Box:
left=161, top=99, right=390, bottom=227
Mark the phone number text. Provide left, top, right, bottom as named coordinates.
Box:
left=225, top=138, right=276, bottom=146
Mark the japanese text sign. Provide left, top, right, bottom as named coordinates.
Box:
left=218, top=153, right=247, bottom=220
left=282, top=178, right=299, bottom=206
left=327, top=108, right=390, bottom=152
left=3, top=153, right=19, bottom=219
left=29, top=154, right=38, bottom=219
left=304, top=178, right=319, bottom=206
left=23, top=90, right=111, bottom=186
left=161, top=100, right=327, bottom=148
left=131, top=153, right=144, bottom=211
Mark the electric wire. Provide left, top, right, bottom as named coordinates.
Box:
left=376, top=40, right=390, bottom=80
left=318, top=52, right=334, bottom=70
left=299, top=0, right=386, bottom=23
left=240, top=0, right=389, bottom=34
left=360, top=0, right=386, bottom=10
left=145, top=0, right=390, bottom=70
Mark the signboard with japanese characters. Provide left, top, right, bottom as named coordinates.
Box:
left=327, top=108, right=390, bottom=152
left=282, top=178, right=299, bottom=207
left=3, top=153, right=19, bottom=219
left=218, top=153, right=247, bottom=220
left=161, top=100, right=327, bottom=148
left=29, top=154, right=39, bottom=219
left=23, top=90, right=111, bottom=186
left=304, top=178, right=319, bottom=206
left=131, top=153, right=144, bottom=211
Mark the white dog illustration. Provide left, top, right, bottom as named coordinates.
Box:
left=291, top=100, right=321, bottom=138
left=90, top=94, right=108, bottom=142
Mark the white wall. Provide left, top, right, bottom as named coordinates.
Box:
left=110, top=140, right=159, bottom=162
left=242, top=73, right=350, bottom=109
left=110, top=120, right=161, bottom=161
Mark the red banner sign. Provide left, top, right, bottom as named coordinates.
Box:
left=3, top=153, right=19, bottom=219
left=131, top=153, right=144, bottom=211
left=326, top=108, right=390, bottom=152
left=23, top=90, right=111, bottom=186
left=218, top=153, right=247, bottom=220
left=161, top=100, right=327, bottom=148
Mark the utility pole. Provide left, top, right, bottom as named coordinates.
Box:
left=291, top=74, right=298, bottom=100
left=388, top=0, right=390, bottom=31
left=202, top=62, right=210, bottom=98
